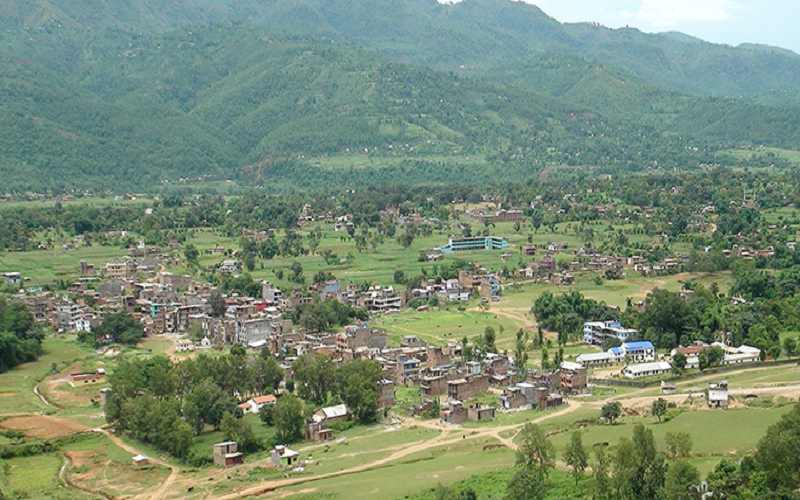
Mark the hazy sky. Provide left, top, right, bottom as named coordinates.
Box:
left=518, top=0, right=800, bottom=53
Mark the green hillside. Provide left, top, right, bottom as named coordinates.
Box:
left=3, top=25, right=800, bottom=191
left=3, top=0, right=800, bottom=102
left=487, top=53, right=800, bottom=146
left=0, top=54, right=239, bottom=192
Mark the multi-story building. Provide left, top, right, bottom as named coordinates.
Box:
left=439, top=236, right=508, bottom=253
left=359, top=286, right=403, bottom=314
left=583, top=320, right=639, bottom=345
left=55, top=302, right=84, bottom=331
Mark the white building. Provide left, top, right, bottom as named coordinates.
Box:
left=708, top=381, right=729, bottom=408
left=621, top=341, right=656, bottom=363
left=583, top=321, right=638, bottom=345
left=622, top=361, right=672, bottom=379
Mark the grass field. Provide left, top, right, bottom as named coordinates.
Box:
left=0, top=336, right=97, bottom=414
left=548, top=406, right=793, bottom=457
left=0, top=245, right=130, bottom=287
left=1, top=453, right=68, bottom=499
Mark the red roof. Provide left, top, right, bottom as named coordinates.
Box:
left=675, top=346, right=708, bottom=356
left=252, top=395, right=277, bottom=405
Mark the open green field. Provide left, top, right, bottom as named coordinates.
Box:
left=1, top=453, right=71, bottom=499
left=0, top=336, right=97, bottom=414
left=0, top=246, right=130, bottom=287
left=378, top=309, right=520, bottom=348
left=726, top=147, right=800, bottom=166
left=548, top=405, right=793, bottom=457
left=0, top=196, right=154, bottom=210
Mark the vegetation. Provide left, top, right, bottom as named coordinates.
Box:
left=0, top=301, right=42, bottom=373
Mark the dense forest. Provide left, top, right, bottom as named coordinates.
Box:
left=2, top=23, right=800, bottom=192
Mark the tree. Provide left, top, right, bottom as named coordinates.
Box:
left=220, top=412, right=260, bottom=453
left=91, top=310, right=143, bottom=346
left=784, top=337, right=797, bottom=357
left=672, top=352, right=687, bottom=372
left=515, top=423, right=555, bottom=479
left=601, top=401, right=622, bottom=425
left=665, top=431, right=693, bottom=459
left=337, top=359, right=383, bottom=424
left=2, top=302, right=34, bottom=338
left=259, top=403, right=274, bottom=425
left=564, top=431, right=589, bottom=486
left=505, top=466, right=546, bottom=500
left=184, top=379, right=236, bottom=431
left=290, top=261, right=304, bottom=282
left=393, top=269, right=406, bottom=284
left=398, top=231, right=415, bottom=249
left=698, top=351, right=708, bottom=371
left=664, top=460, right=701, bottom=500
left=184, top=243, right=199, bottom=263
left=513, top=330, right=529, bottom=372
left=255, top=354, right=284, bottom=393
left=593, top=443, right=611, bottom=500
left=706, top=346, right=724, bottom=367
left=292, top=354, right=337, bottom=404
left=273, top=393, right=306, bottom=444
left=182, top=399, right=203, bottom=434
left=755, top=402, right=800, bottom=490
left=484, top=327, right=497, bottom=353
left=208, top=290, right=226, bottom=318
left=652, top=398, right=668, bottom=423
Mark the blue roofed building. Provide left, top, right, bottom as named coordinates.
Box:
left=621, top=341, right=656, bottom=363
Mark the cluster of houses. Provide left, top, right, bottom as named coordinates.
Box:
left=410, top=270, right=500, bottom=304
left=579, top=321, right=763, bottom=379
left=461, top=207, right=525, bottom=224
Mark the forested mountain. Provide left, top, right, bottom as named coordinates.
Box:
left=3, top=24, right=800, bottom=192
left=0, top=54, right=239, bottom=191
left=3, top=0, right=800, bottom=102
left=487, top=53, right=800, bottom=146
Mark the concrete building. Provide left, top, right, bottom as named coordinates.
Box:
left=270, top=445, right=298, bottom=467
left=214, top=442, right=243, bottom=467
left=621, top=341, right=656, bottom=363
left=622, top=361, right=672, bottom=379
left=467, top=402, right=496, bottom=422
left=378, top=379, right=395, bottom=410
left=583, top=320, right=639, bottom=345
left=68, top=369, right=106, bottom=388
left=439, top=236, right=508, bottom=253
left=708, top=381, right=729, bottom=409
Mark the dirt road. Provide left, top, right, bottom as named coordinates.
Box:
left=94, top=428, right=179, bottom=500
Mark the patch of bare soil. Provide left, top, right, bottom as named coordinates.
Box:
left=0, top=415, right=88, bottom=438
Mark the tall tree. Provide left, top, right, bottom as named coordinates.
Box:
left=515, top=423, right=555, bottom=480
left=337, top=359, right=384, bottom=424
left=652, top=398, right=668, bottom=423
left=564, top=431, right=589, bottom=486
left=273, top=393, right=306, bottom=444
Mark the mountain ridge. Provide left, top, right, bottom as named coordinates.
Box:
left=3, top=0, right=800, bottom=101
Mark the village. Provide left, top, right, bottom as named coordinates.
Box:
left=2, top=185, right=800, bottom=500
